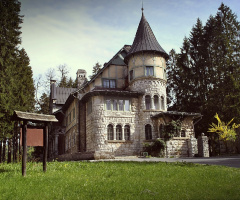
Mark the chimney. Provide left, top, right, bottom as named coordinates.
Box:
left=76, top=69, right=87, bottom=88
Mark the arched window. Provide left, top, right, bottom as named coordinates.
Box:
left=116, top=125, right=122, bottom=140
left=107, top=124, right=114, bottom=140
left=181, top=130, right=186, bottom=137
left=145, top=95, right=151, bottom=110
left=161, top=96, right=165, bottom=110
left=145, top=124, right=152, bottom=140
left=124, top=125, right=130, bottom=140
left=154, top=95, right=159, bottom=110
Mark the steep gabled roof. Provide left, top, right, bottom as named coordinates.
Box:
left=124, top=12, right=168, bottom=63
left=76, top=45, right=131, bottom=93
left=54, top=87, right=76, bottom=105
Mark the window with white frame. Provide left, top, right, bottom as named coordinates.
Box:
left=105, top=98, right=131, bottom=111
left=125, top=100, right=130, bottom=111
left=119, top=100, right=124, bottom=111
left=106, top=100, right=112, bottom=110
left=103, top=79, right=116, bottom=88
left=146, top=66, right=154, bottom=76
left=113, top=100, right=118, bottom=111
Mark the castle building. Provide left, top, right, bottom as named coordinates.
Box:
left=49, top=9, right=204, bottom=159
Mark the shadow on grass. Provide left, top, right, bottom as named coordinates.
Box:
left=0, top=168, right=13, bottom=173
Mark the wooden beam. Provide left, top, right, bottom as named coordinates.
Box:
left=22, top=121, right=27, bottom=176
left=43, top=123, right=48, bottom=172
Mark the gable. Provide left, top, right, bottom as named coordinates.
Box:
left=85, top=46, right=130, bottom=91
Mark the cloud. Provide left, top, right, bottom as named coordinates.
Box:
left=20, top=0, right=136, bottom=79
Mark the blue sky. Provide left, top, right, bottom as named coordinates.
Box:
left=19, top=0, right=240, bottom=81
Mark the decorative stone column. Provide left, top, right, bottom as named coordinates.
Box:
left=187, top=136, right=197, bottom=157
left=150, top=96, right=155, bottom=110
left=198, top=133, right=209, bottom=157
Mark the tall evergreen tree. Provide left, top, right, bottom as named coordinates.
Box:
left=37, top=93, right=50, bottom=114
left=89, top=62, right=102, bottom=79
left=167, top=3, right=240, bottom=136
left=0, top=0, right=35, bottom=162
left=0, top=0, right=23, bottom=147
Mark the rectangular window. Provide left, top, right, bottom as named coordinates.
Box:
left=103, top=79, right=109, bottom=88
left=106, top=99, right=112, bottom=110
left=109, top=79, right=116, bottom=88
left=146, top=66, right=154, bottom=76
left=119, top=100, right=124, bottom=111
left=103, top=79, right=116, bottom=88
left=106, top=98, right=131, bottom=111
left=125, top=100, right=130, bottom=111
left=113, top=100, right=118, bottom=111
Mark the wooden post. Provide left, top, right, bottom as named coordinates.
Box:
left=22, top=121, right=27, bottom=176
left=43, top=123, right=48, bottom=172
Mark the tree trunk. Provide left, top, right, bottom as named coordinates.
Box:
left=13, top=122, right=18, bottom=162
left=12, top=135, right=16, bottom=162
left=7, top=139, right=12, bottom=163
left=2, top=139, right=6, bottom=162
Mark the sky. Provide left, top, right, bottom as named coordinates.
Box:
left=19, top=0, right=240, bottom=82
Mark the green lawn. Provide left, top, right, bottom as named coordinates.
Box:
left=0, top=161, right=239, bottom=200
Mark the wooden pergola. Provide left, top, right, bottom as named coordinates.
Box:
left=12, top=111, right=58, bottom=176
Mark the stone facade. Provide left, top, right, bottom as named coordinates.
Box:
left=49, top=10, right=208, bottom=160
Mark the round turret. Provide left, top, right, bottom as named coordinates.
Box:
left=125, top=11, right=168, bottom=111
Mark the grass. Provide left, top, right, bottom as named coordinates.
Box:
left=0, top=161, right=240, bottom=200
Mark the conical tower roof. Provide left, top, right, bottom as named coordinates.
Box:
left=124, top=11, right=168, bottom=63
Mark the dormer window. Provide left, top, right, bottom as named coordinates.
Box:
left=103, top=79, right=116, bottom=88
left=146, top=66, right=154, bottom=76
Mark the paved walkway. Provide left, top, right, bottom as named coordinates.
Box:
left=95, top=155, right=240, bottom=168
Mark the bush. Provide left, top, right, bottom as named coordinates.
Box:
left=143, top=139, right=166, bottom=157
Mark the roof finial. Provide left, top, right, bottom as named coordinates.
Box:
left=141, top=1, right=144, bottom=13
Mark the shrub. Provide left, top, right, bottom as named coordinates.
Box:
left=143, top=139, right=166, bottom=157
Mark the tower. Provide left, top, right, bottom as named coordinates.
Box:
left=124, top=9, right=168, bottom=111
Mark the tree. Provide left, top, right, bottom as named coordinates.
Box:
left=89, top=62, right=102, bottom=79
left=208, top=113, right=240, bottom=142
left=167, top=3, right=240, bottom=136
left=37, top=93, right=50, bottom=114
left=58, top=64, right=69, bottom=79
left=0, top=0, right=35, bottom=162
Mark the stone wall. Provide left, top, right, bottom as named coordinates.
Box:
left=79, top=101, right=86, bottom=152
left=86, top=96, right=141, bottom=156
left=165, top=138, right=189, bottom=158
left=164, top=137, right=198, bottom=158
